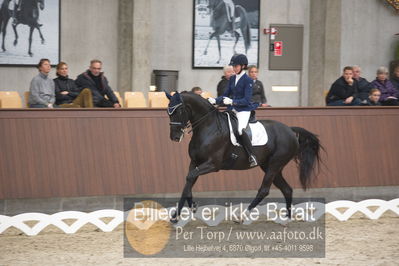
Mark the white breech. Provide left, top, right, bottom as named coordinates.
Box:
left=223, top=1, right=235, bottom=22
left=233, top=109, right=250, bottom=135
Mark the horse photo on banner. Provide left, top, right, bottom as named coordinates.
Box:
left=193, top=0, right=260, bottom=68
left=0, top=0, right=60, bottom=66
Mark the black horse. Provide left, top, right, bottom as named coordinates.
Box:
left=203, top=0, right=252, bottom=64
left=0, top=0, right=12, bottom=52
left=166, top=92, right=322, bottom=223
left=12, top=0, right=45, bottom=56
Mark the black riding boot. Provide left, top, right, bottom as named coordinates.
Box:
left=240, top=131, right=257, bottom=167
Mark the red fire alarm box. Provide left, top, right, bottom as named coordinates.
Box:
left=274, top=41, right=283, bottom=56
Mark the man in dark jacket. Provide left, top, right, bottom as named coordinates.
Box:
left=326, top=66, right=361, bottom=106
left=75, top=60, right=121, bottom=108
left=353, top=65, right=373, bottom=103
left=217, top=65, right=234, bottom=97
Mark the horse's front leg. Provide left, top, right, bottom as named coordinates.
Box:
left=36, top=26, right=45, bottom=44
left=12, top=24, right=18, bottom=46
left=203, top=32, right=216, bottom=56
left=171, top=160, right=217, bottom=224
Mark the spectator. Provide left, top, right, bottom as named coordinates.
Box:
left=248, top=65, right=269, bottom=107
left=326, top=66, right=361, bottom=106
left=362, top=88, right=381, bottom=106
left=54, top=62, right=93, bottom=108
left=371, top=67, right=399, bottom=106
left=28, top=58, right=56, bottom=108
left=191, top=87, right=202, bottom=95
left=75, top=59, right=121, bottom=108
left=217, top=65, right=234, bottom=97
left=352, top=65, right=372, bottom=103
left=390, top=65, right=399, bottom=90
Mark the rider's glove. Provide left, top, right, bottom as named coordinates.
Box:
left=223, top=97, right=233, bottom=105
left=208, top=97, right=216, bottom=105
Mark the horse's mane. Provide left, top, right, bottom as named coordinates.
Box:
left=180, top=91, right=217, bottom=111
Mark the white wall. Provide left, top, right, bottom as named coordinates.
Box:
left=340, top=0, right=399, bottom=82
left=0, top=0, right=119, bottom=101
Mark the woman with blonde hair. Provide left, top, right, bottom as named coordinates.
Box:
left=54, top=62, right=93, bottom=108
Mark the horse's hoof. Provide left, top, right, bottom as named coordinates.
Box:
left=170, top=216, right=179, bottom=224
left=191, top=202, right=198, bottom=213
left=233, top=219, right=244, bottom=224
left=13, top=41, right=17, bottom=46
left=41, top=40, right=45, bottom=45
left=203, top=51, right=208, bottom=56
left=29, top=53, right=33, bottom=57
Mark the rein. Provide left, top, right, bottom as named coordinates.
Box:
left=168, top=101, right=218, bottom=135
left=187, top=108, right=217, bottom=134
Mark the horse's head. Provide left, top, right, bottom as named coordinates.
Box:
left=166, top=92, right=190, bottom=142
left=38, top=0, right=45, bottom=10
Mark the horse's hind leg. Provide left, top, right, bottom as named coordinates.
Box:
left=28, top=26, right=34, bottom=56
left=216, top=35, right=221, bottom=64
left=273, top=172, right=293, bottom=218
left=1, top=27, right=5, bottom=51
left=247, top=167, right=275, bottom=212
left=233, top=31, right=240, bottom=54
left=37, top=26, right=45, bottom=44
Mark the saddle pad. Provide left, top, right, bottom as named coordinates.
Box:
left=226, top=112, right=268, bottom=147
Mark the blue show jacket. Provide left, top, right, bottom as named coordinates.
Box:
left=216, top=73, right=259, bottom=111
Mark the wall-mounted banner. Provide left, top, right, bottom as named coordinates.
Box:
left=193, top=0, right=260, bottom=68
left=0, top=0, right=60, bottom=66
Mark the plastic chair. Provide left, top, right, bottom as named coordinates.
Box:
left=124, top=92, right=147, bottom=108
left=201, top=91, right=213, bottom=99
left=148, top=91, right=169, bottom=108
left=113, top=91, right=124, bottom=107
left=0, top=91, right=23, bottom=108
left=24, top=91, right=30, bottom=107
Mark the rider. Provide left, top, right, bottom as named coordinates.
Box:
left=208, top=54, right=259, bottom=167
left=223, top=0, right=236, bottom=36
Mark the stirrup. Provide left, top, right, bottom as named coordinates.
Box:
left=249, top=155, right=257, bottom=167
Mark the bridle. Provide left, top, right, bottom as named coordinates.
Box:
left=168, top=101, right=217, bottom=135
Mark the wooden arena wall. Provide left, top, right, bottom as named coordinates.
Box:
left=0, top=107, right=398, bottom=200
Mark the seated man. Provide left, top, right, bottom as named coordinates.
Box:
left=75, top=60, right=121, bottom=108
left=28, top=58, right=56, bottom=108
left=326, top=66, right=361, bottom=106
left=353, top=65, right=372, bottom=103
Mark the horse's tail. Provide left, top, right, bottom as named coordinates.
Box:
left=291, top=127, right=323, bottom=190
left=236, top=5, right=251, bottom=51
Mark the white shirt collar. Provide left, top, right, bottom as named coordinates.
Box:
left=235, top=71, right=246, bottom=85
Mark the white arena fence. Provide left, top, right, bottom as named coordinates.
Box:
left=0, top=199, right=398, bottom=236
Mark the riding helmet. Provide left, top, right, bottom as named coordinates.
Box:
left=229, top=54, right=248, bottom=66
